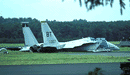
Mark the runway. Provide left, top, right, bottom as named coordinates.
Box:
left=0, top=63, right=125, bottom=75
left=59, top=51, right=130, bottom=57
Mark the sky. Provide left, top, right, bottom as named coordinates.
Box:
left=0, top=0, right=130, bottom=22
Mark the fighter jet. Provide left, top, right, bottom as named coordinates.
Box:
left=18, top=21, right=119, bottom=53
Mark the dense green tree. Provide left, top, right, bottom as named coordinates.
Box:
left=63, top=0, right=129, bottom=15
left=0, top=16, right=130, bottom=43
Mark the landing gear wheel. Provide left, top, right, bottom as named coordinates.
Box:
left=30, top=47, right=34, bottom=52
left=37, top=48, right=41, bottom=52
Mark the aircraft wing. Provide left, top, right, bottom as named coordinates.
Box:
left=60, top=38, right=97, bottom=48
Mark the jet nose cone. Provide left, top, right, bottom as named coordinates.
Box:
left=114, top=46, right=120, bottom=50
left=116, top=46, right=120, bottom=50
left=107, top=42, right=120, bottom=50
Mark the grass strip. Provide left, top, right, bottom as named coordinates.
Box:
left=0, top=51, right=129, bottom=65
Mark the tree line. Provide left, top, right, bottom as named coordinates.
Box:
left=0, top=16, right=130, bottom=43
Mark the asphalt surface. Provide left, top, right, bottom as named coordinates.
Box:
left=0, top=63, right=125, bottom=75
left=0, top=51, right=130, bottom=75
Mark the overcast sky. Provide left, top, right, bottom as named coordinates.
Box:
left=0, top=0, right=129, bottom=22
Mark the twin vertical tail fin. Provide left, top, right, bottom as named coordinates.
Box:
left=22, top=22, right=38, bottom=46
left=41, top=21, right=60, bottom=47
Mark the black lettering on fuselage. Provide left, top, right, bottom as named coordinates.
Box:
left=46, top=32, right=51, bottom=37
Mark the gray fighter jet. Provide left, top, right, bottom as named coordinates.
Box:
left=19, top=21, right=120, bottom=52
